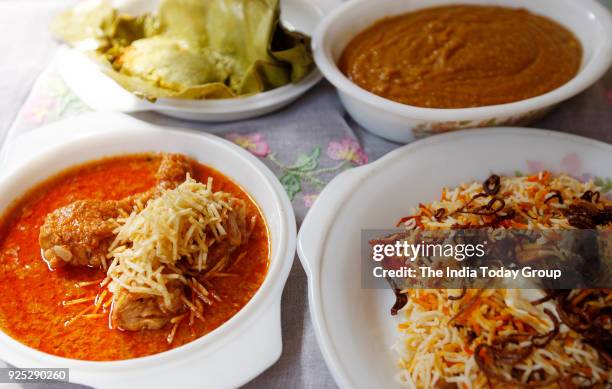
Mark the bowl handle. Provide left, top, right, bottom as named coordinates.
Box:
left=297, top=165, right=370, bottom=280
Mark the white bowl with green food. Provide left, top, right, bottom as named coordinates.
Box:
left=53, top=0, right=341, bottom=121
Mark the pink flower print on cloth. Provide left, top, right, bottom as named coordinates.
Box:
left=23, top=97, right=56, bottom=125
left=226, top=133, right=270, bottom=157
left=326, top=137, right=368, bottom=166
left=302, top=193, right=319, bottom=208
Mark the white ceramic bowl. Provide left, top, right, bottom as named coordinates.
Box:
left=297, top=128, right=612, bottom=388
left=313, top=0, right=612, bottom=143
left=0, top=113, right=296, bottom=389
left=56, top=0, right=342, bottom=122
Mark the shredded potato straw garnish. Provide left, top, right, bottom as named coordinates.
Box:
left=106, top=175, right=233, bottom=308
left=62, top=175, right=245, bottom=342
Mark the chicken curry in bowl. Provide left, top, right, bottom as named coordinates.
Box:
left=0, top=153, right=269, bottom=360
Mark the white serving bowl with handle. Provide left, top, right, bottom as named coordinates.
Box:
left=297, top=127, right=612, bottom=388
left=313, top=0, right=612, bottom=143
left=0, top=113, right=296, bottom=389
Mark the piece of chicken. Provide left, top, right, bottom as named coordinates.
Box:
left=110, top=281, right=185, bottom=331
left=154, top=153, right=194, bottom=191
left=205, top=198, right=254, bottom=272
left=39, top=200, right=126, bottom=269
left=110, top=198, right=252, bottom=331
left=39, top=154, right=193, bottom=270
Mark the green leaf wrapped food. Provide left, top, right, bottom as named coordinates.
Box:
left=51, top=0, right=315, bottom=101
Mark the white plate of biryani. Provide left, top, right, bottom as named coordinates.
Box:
left=0, top=113, right=296, bottom=389
left=298, top=128, right=612, bottom=389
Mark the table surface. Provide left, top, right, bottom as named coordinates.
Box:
left=0, top=1, right=610, bottom=389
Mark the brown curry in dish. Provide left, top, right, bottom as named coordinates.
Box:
left=339, top=5, right=582, bottom=108
left=0, top=153, right=269, bottom=361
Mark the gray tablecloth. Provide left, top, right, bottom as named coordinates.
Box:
left=0, top=1, right=611, bottom=389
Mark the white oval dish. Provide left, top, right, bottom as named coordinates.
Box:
left=56, top=0, right=342, bottom=122
left=297, top=128, right=612, bottom=388
left=313, top=0, right=612, bottom=143
left=0, top=113, right=296, bottom=389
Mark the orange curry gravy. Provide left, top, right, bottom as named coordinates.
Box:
left=339, top=5, right=582, bottom=108
left=0, top=154, right=269, bottom=360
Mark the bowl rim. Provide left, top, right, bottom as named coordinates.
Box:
left=0, top=124, right=297, bottom=373
left=312, top=0, right=612, bottom=121
left=298, top=127, right=612, bottom=389
left=57, top=46, right=323, bottom=114
left=151, top=69, right=323, bottom=113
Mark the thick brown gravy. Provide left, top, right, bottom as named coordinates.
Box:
left=339, top=5, right=582, bottom=108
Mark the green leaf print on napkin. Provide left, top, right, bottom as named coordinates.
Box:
left=294, top=147, right=321, bottom=172
left=270, top=147, right=331, bottom=200
left=280, top=174, right=302, bottom=200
